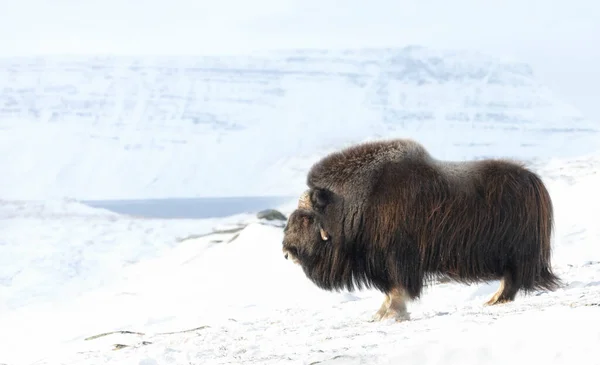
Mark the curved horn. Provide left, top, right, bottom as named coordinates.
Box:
left=298, top=190, right=329, bottom=241
left=298, top=190, right=312, bottom=209
left=320, top=227, right=329, bottom=241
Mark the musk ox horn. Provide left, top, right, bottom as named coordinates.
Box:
left=298, top=190, right=330, bottom=241
left=298, top=190, right=311, bottom=209
left=320, top=228, right=329, bottom=241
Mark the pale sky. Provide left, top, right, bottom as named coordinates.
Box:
left=0, top=0, right=598, bottom=121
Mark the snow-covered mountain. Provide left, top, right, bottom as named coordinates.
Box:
left=0, top=46, right=597, bottom=200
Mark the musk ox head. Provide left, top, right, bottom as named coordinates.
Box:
left=281, top=189, right=382, bottom=293
left=296, top=190, right=330, bottom=242
left=282, top=190, right=330, bottom=265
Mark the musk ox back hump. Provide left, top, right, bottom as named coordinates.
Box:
left=307, top=138, right=432, bottom=199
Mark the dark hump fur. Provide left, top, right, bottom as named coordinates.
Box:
left=290, top=138, right=560, bottom=299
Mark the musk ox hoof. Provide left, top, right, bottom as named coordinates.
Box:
left=484, top=297, right=514, bottom=306
left=483, top=276, right=518, bottom=306
left=369, top=288, right=411, bottom=323
left=370, top=308, right=411, bottom=323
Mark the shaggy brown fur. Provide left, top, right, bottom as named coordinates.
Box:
left=282, top=138, right=561, bottom=321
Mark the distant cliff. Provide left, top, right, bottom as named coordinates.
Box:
left=0, top=46, right=597, bottom=200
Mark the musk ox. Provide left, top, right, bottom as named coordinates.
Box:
left=282, top=138, right=561, bottom=322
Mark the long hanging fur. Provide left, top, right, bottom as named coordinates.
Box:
left=282, top=138, right=561, bottom=307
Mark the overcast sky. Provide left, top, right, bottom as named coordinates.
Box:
left=1, top=0, right=598, bottom=121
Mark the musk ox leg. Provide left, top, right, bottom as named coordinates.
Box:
left=370, top=287, right=410, bottom=322
left=372, top=294, right=392, bottom=320
left=485, top=272, right=519, bottom=306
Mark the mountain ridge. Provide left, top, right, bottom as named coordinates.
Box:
left=0, top=45, right=597, bottom=200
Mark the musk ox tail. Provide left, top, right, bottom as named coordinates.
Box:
left=522, top=170, right=561, bottom=292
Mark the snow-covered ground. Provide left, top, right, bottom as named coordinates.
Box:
left=1, top=149, right=599, bottom=365
left=1, top=45, right=599, bottom=365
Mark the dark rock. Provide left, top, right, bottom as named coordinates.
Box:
left=257, top=209, right=287, bottom=221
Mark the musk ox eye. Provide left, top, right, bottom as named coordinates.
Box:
left=310, top=188, right=332, bottom=212
left=302, top=216, right=313, bottom=228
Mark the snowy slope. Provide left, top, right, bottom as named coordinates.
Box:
left=1, top=46, right=598, bottom=200
left=0, top=198, right=274, bottom=314
left=1, top=150, right=599, bottom=365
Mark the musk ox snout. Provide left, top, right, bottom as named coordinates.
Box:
left=282, top=246, right=299, bottom=264
left=281, top=207, right=330, bottom=266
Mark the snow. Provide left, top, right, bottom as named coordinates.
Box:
left=1, top=46, right=599, bottom=200
left=1, top=150, right=600, bottom=365
left=1, top=45, right=600, bottom=365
